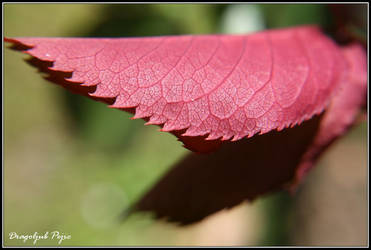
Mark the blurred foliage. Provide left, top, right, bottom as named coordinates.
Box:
left=261, top=4, right=333, bottom=29
left=4, top=3, right=367, bottom=246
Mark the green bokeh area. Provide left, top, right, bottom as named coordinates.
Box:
left=4, top=3, right=367, bottom=246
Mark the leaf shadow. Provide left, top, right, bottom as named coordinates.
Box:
left=133, top=114, right=322, bottom=225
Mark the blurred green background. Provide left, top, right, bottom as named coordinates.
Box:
left=4, top=3, right=367, bottom=246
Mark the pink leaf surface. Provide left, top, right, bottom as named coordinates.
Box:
left=5, top=26, right=349, bottom=152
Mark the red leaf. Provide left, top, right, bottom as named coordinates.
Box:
left=5, top=26, right=349, bottom=153
left=5, top=26, right=367, bottom=224
left=132, top=43, right=367, bottom=225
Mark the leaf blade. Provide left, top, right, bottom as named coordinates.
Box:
left=5, top=25, right=349, bottom=152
